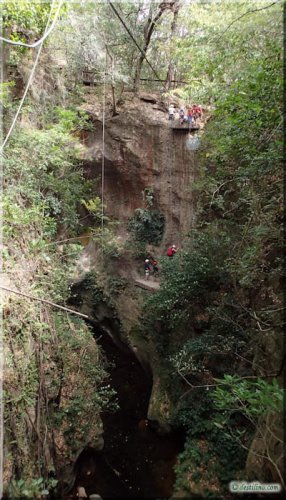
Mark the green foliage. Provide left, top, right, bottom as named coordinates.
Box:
left=3, top=121, right=91, bottom=236
left=143, top=187, right=155, bottom=207
left=172, top=389, right=215, bottom=435
left=8, top=477, right=57, bottom=499
left=82, top=196, right=102, bottom=220
left=174, top=430, right=246, bottom=495
left=90, top=227, right=120, bottom=258
left=173, top=387, right=248, bottom=494
left=3, top=0, right=283, bottom=493
left=72, top=271, right=108, bottom=307
left=0, top=81, right=15, bottom=107
left=2, top=1, right=53, bottom=34
left=142, top=232, right=229, bottom=333
left=53, top=107, right=94, bottom=132
left=81, top=197, right=120, bottom=257
left=124, top=238, right=147, bottom=260
left=2, top=0, right=66, bottom=65
left=209, top=428, right=247, bottom=484
left=170, top=0, right=283, bottom=104
left=213, top=376, right=284, bottom=420
left=2, top=101, right=112, bottom=490
left=108, top=277, right=128, bottom=296
left=128, top=208, right=165, bottom=245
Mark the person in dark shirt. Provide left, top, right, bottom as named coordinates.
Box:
left=144, top=259, right=151, bottom=280
left=150, top=257, right=159, bottom=276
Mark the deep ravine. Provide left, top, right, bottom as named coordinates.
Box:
left=71, top=327, right=185, bottom=498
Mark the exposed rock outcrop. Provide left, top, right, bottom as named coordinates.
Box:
left=81, top=92, right=205, bottom=247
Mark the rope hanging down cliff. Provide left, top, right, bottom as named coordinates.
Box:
left=101, top=51, right=107, bottom=247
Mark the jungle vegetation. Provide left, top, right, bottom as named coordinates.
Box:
left=1, top=0, right=284, bottom=497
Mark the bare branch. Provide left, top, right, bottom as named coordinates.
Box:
left=213, top=0, right=282, bottom=44
left=0, top=285, right=90, bottom=320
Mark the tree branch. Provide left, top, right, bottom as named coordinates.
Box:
left=0, top=285, right=90, bottom=320
left=213, top=0, right=282, bottom=44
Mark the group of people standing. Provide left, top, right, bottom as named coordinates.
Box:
left=168, top=104, right=202, bottom=127
left=144, top=245, right=178, bottom=280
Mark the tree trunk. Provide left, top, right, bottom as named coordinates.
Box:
left=133, top=4, right=168, bottom=93
left=105, top=44, right=117, bottom=116
left=2, top=27, right=12, bottom=82
left=164, top=1, right=180, bottom=91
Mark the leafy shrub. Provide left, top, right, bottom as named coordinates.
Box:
left=141, top=232, right=231, bottom=336
left=128, top=208, right=165, bottom=245
left=212, top=375, right=284, bottom=419
left=4, top=125, right=92, bottom=235
left=172, top=389, right=215, bottom=435
left=8, top=477, right=58, bottom=499
left=108, top=277, right=128, bottom=296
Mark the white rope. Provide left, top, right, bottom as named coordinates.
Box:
left=0, top=0, right=64, bottom=154
left=101, top=51, right=107, bottom=248
left=0, top=0, right=63, bottom=48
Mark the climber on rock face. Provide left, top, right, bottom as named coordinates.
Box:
left=167, top=244, right=178, bottom=257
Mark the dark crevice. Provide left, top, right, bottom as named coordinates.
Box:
left=68, top=320, right=185, bottom=499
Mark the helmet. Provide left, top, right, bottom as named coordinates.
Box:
left=145, top=259, right=149, bottom=262
left=172, top=244, right=176, bottom=248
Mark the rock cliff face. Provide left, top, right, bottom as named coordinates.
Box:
left=74, top=93, right=204, bottom=433
left=81, top=93, right=201, bottom=247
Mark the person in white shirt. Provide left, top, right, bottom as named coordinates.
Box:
left=168, top=104, right=175, bottom=120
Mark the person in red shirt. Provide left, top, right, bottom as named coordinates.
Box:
left=193, top=104, right=202, bottom=125
left=187, top=107, right=193, bottom=129
left=192, top=104, right=198, bottom=125
left=167, top=244, right=178, bottom=257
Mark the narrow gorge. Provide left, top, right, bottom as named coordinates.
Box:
left=1, top=1, right=283, bottom=499
left=64, top=97, right=199, bottom=497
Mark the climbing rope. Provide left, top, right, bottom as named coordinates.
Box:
left=0, top=0, right=63, bottom=154
left=168, top=131, right=175, bottom=242
left=0, top=0, right=63, bottom=49
left=101, top=51, right=107, bottom=250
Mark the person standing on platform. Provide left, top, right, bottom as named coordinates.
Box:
left=168, top=104, right=176, bottom=120
left=144, top=259, right=151, bottom=280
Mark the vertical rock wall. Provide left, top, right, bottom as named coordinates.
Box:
left=82, top=97, right=197, bottom=247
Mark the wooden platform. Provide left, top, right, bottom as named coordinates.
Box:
left=134, top=279, right=160, bottom=292
left=170, top=121, right=199, bottom=131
